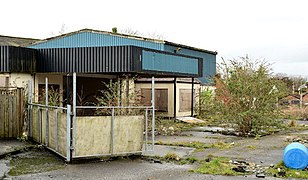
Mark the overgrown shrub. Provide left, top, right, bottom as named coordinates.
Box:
left=96, top=78, right=142, bottom=115
left=200, top=56, right=288, bottom=135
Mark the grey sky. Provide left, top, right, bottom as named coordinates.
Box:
left=1, top=0, right=307, bottom=76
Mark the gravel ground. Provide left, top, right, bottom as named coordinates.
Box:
left=3, top=124, right=308, bottom=179
left=11, top=158, right=281, bottom=180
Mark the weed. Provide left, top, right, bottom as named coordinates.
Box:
left=267, top=161, right=308, bottom=179
left=211, top=141, right=235, bottom=150
left=193, top=157, right=246, bottom=176
left=179, top=157, right=198, bottom=165
left=163, top=152, right=180, bottom=161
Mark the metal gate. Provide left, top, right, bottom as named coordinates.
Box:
left=27, top=74, right=155, bottom=162
left=0, top=87, right=24, bottom=139
left=28, top=103, right=71, bottom=161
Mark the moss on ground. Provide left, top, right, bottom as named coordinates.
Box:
left=155, top=141, right=235, bottom=152
left=267, top=161, right=308, bottom=179
left=8, top=149, right=65, bottom=176
left=193, top=157, right=247, bottom=176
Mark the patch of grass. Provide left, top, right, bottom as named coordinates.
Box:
left=155, top=141, right=211, bottom=151
left=155, top=141, right=235, bottom=151
left=193, top=157, right=246, bottom=176
left=9, top=150, right=65, bottom=176
left=211, top=141, right=235, bottom=150
left=267, top=161, right=308, bottom=179
left=246, top=145, right=257, bottom=150
left=180, top=157, right=198, bottom=165
left=163, top=152, right=180, bottom=161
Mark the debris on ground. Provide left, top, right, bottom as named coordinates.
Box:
left=176, top=117, right=205, bottom=124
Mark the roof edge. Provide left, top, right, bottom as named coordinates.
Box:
left=26, top=28, right=218, bottom=55
left=165, top=41, right=217, bottom=55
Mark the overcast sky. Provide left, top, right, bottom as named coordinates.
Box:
left=1, top=0, right=307, bottom=77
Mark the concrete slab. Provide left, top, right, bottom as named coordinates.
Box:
left=0, top=140, right=28, bottom=157
left=0, top=159, right=10, bottom=179
left=142, top=145, right=195, bottom=158
left=191, top=126, right=235, bottom=133
left=176, top=117, right=205, bottom=124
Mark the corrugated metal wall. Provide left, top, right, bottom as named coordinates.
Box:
left=0, top=46, right=9, bottom=72
left=0, top=46, right=36, bottom=73
left=164, top=45, right=216, bottom=84
left=9, top=47, right=37, bottom=72
left=37, top=46, right=138, bottom=73
left=36, top=46, right=201, bottom=77
left=29, top=32, right=164, bottom=51
left=142, top=50, right=200, bottom=76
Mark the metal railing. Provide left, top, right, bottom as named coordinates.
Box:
left=28, top=103, right=71, bottom=162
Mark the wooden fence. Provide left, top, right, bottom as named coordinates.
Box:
left=0, top=87, right=24, bottom=139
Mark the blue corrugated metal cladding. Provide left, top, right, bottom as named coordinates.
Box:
left=27, top=30, right=216, bottom=84
left=164, top=45, right=216, bottom=84
left=28, top=32, right=164, bottom=51
left=142, top=50, right=199, bottom=75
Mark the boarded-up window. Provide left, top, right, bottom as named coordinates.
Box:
left=141, top=89, right=168, bottom=112
left=179, top=89, right=192, bottom=112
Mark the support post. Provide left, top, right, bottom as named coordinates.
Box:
left=151, top=76, right=155, bottom=150
left=66, top=74, right=71, bottom=105
left=145, top=108, right=148, bottom=151
left=72, top=72, right=77, bottom=156
left=111, top=107, right=115, bottom=154
left=66, top=105, right=71, bottom=162
left=27, top=80, right=32, bottom=137
left=191, top=78, right=194, bottom=117
left=173, top=77, right=177, bottom=119
left=55, top=109, right=59, bottom=151
left=45, top=77, right=49, bottom=146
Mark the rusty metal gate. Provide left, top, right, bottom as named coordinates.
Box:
left=0, top=87, right=24, bottom=139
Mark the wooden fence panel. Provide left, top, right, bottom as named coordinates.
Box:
left=0, top=88, right=24, bottom=139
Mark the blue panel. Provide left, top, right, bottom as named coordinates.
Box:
left=28, top=32, right=164, bottom=51
left=142, top=50, right=199, bottom=75
left=164, top=45, right=216, bottom=84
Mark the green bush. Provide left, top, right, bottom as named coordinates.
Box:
left=200, top=57, right=288, bottom=135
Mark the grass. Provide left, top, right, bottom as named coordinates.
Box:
left=155, top=141, right=235, bottom=152
left=267, top=161, right=308, bottom=179
left=163, top=152, right=180, bottom=161
left=211, top=141, right=235, bottom=150
left=180, top=157, right=198, bottom=165
left=9, top=149, right=65, bottom=176
left=193, top=157, right=247, bottom=176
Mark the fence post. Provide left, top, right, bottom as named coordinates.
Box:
left=45, top=77, right=49, bottom=146
left=151, top=76, right=155, bottom=151
left=145, top=108, right=148, bottom=151
left=66, top=105, right=71, bottom=162
left=72, top=72, right=77, bottom=156
left=111, top=107, right=115, bottom=154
